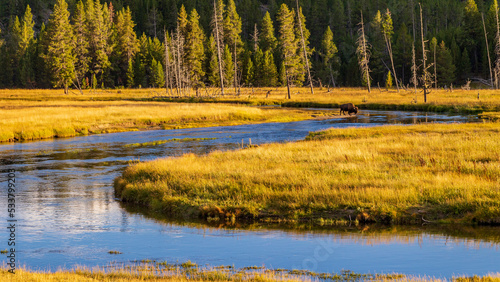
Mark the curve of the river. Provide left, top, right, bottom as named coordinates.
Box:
left=0, top=109, right=498, bottom=278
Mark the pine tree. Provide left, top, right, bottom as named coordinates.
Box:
left=224, top=0, right=242, bottom=93
left=277, top=3, right=299, bottom=99
left=295, top=3, right=313, bottom=93
left=320, top=26, right=339, bottom=87
left=244, top=54, right=254, bottom=86
left=73, top=0, right=90, bottom=90
left=87, top=0, right=112, bottom=86
left=126, top=59, right=134, bottom=87
left=262, top=50, right=278, bottom=86
left=116, top=6, right=139, bottom=77
left=385, top=71, right=393, bottom=89
left=45, top=0, right=75, bottom=94
left=436, top=41, right=456, bottom=86
left=207, top=34, right=220, bottom=86
left=260, top=11, right=277, bottom=53
left=185, top=8, right=206, bottom=89
left=223, top=44, right=234, bottom=86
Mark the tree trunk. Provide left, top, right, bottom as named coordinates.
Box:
left=482, top=13, right=494, bottom=88
left=214, top=0, right=225, bottom=96
left=296, top=0, right=314, bottom=94
left=420, top=3, right=427, bottom=103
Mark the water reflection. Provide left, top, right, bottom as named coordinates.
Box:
left=0, top=110, right=496, bottom=277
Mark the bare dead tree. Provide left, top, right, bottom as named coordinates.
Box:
left=382, top=9, right=399, bottom=92
left=252, top=23, right=259, bottom=52
left=357, top=11, right=371, bottom=93
left=482, top=13, right=494, bottom=88
left=296, top=0, right=314, bottom=94
left=494, top=1, right=500, bottom=89
left=419, top=3, right=432, bottom=103
left=433, top=39, right=437, bottom=90
left=213, top=0, right=225, bottom=96
left=164, top=29, right=173, bottom=96
left=411, top=41, right=418, bottom=94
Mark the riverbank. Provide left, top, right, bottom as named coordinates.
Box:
left=2, top=87, right=499, bottom=143
left=0, top=100, right=329, bottom=143
left=1, top=263, right=496, bottom=281
left=141, top=87, right=500, bottom=114
left=115, top=123, right=500, bottom=225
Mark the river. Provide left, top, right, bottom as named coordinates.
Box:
left=1, top=109, right=498, bottom=278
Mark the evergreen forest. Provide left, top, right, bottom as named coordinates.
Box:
left=0, top=0, right=498, bottom=92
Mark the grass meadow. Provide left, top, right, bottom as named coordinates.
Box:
left=1, top=264, right=497, bottom=282
left=2, top=87, right=500, bottom=142
left=0, top=90, right=334, bottom=142
left=115, top=123, right=500, bottom=225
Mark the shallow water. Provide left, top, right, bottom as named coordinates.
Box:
left=1, top=109, right=497, bottom=278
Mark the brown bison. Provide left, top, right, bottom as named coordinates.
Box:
left=339, top=103, right=359, bottom=115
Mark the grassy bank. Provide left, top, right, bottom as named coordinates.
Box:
left=1, top=263, right=496, bottom=282
left=0, top=100, right=327, bottom=143
left=115, top=123, right=500, bottom=225
left=142, top=87, right=500, bottom=114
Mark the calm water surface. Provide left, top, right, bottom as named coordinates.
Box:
left=1, top=110, right=498, bottom=278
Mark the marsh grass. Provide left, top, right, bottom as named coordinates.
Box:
left=0, top=100, right=320, bottom=143
left=115, top=123, right=500, bottom=225
left=1, top=263, right=498, bottom=282
left=124, top=138, right=218, bottom=148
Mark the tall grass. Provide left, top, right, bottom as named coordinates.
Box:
left=1, top=264, right=498, bottom=281
left=0, top=100, right=320, bottom=142
left=115, top=123, right=500, bottom=225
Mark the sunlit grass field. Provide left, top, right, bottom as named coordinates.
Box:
left=115, top=123, right=500, bottom=225
left=2, top=87, right=500, bottom=142
left=0, top=98, right=326, bottom=143
left=1, top=264, right=497, bottom=282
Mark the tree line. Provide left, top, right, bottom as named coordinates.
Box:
left=1, top=0, right=500, bottom=93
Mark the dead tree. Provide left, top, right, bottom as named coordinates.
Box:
left=213, top=0, right=225, bottom=96
left=296, top=0, right=314, bottom=94
left=494, top=1, right=500, bottom=89
left=382, top=9, right=399, bottom=92
left=164, top=30, right=173, bottom=96
left=419, top=3, right=432, bottom=103
left=357, top=11, right=371, bottom=93
left=482, top=13, right=494, bottom=88
left=411, top=42, right=418, bottom=94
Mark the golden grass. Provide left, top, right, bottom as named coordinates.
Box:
left=115, top=123, right=500, bottom=225
left=0, top=99, right=326, bottom=142
left=1, top=265, right=498, bottom=282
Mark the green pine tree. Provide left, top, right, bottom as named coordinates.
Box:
left=45, top=0, right=76, bottom=94
left=320, top=26, right=339, bottom=87
left=260, top=11, right=277, bottom=53
left=116, top=7, right=139, bottom=76
left=185, top=8, right=206, bottom=88
left=207, top=34, right=220, bottom=86
left=262, top=50, right=278, bottom=86
left=437, top=41, right=456, bottom=85
left=223, top=44, right=234, bottom=87
left=73, top=0, right=90, bottom=90
left=126, top=59, right=134, bottom=88
left=277, top=3, right=299, bottom=98
left=385, top=71, right=393, bottom=89
left=224, top=0, right=242, bottom=91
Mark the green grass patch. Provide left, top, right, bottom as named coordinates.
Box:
left=115, top=123, right=500, bottom=225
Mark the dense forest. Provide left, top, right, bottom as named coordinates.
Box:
left=0, top=0, right=498, bottom=92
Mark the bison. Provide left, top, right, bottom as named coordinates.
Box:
left=339, top=103, right=359, bottom=115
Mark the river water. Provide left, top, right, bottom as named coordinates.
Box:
left=1, top=109, right=498, bottom=278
